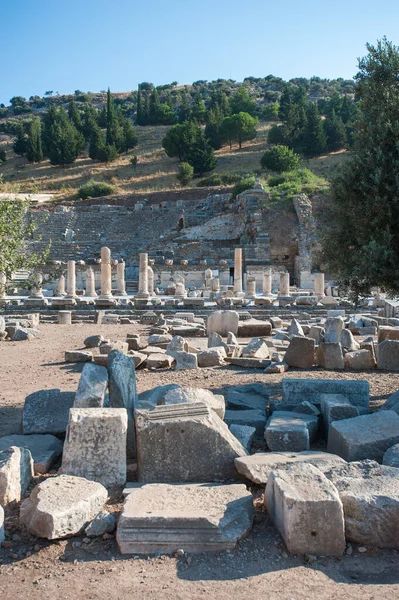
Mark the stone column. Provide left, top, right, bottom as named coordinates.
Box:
left=0, top=272, right=6, bottom=298
left=55, top=275, right=67, bottom=297
left=99, top=247, right=113, bottom=298
left=233, top=248, right=243, bottom=294
left=314, top=272, right=325, bottom=297
left=279, top=272, right=290, bottom=296
left=85, top=267, right=97, bottom=297
left=211, top=277, right=220, bottom=292
left=205, top=268, right=213, bottom=289
left=137, top=253, right=150, bottom=299
left=245, top=277, right=257, bottom=299
left=66, top=261, right=76, bottom=297
left=57, top=310, right=72, bottom=325
left=147, top=265, right=154, bottom=297
left=116, top=261, right=127, bottom=296
left=263, top=268, right=272, bottom=296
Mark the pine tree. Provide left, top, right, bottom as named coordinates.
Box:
left=204, top=106, right=223, bottom=150
left=178, top=93, right=191, bottom=122
left=121, top=119, right=139, bottom=153
left=209, top=90, right=230, bottom=116
left=301, top=103, right=327, bottom=156
left=43, top=107, right=84, bottom=165
left=106, top=88, right=116, bottom=146
left=26, top=117, right=43, bottom=163
left=278, top=85, right=293, bottom=122
left=13, top=122, right=27, bottom=156
left=89, top=124, right=105, bottom=160
left=82, top=105, right=98, bottom=141
left=191, top=93, right=207, bottom=123
left=68, top=100, right=83, bottom=132
left=149, top=88, right=161, bottom=124
left=136, top=87, right=147, bottom=125
left=323, top=109, right=347, bottom=151
left=186, top=130, right=216, bottom=175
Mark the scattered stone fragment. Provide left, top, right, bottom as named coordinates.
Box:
left=282, top=378, right=369, bottom=413
left=383, top=444, right=399, bottom=468
left=12, top=327, right=41, bottom=341
left=136, top=403, right=247, bottom=482
left=295, top=401, right=320, bottom=416
left=237, top=319, right=272, bottom=337
left=117, top=482, right=254, bottom=554
left=65, top=350, right=93, bottom=363
left=162, top=387, right=225, bottom=419
left=22, top=389, right=75, bottom=435
left=377, top=340, right=399, bottom=371
left=176, top=351, right=198, bottom=370
left=320, top=394, right=360, bottom=436
left=324, top=317, right=345, bottom=343
left=316, top=342, right=344, bottom=370
left=378, top=326, right=399, bottom=343
left=60, top=408, right=127, bottom=488
left=0, top=434, right=63, bottom=474
left=224, top=409, right=267, bottom=433
left=74, top=363, right=108, bottom=408
left=100, top=341, right=129, bottom=355
left=225, top=357, right=271, bottom=369
left=327, top=410, right=399, bottom=462
left=284, top=336, right=315, bottom=369
left=20, top=475, right=108, bottom=539
left=147, top=353, right=175, bottom=369
left=265, top=362, right=288, bottom=374
left=0, top=447, right=33, bottom=505
left=84, top=335, right=104, bottom=348
left=265, top=463, right=345, bottom=555
left=344, top=349, right=374, bottom=370
left=287, top=319, right=304, bottom=337
left=197, top=347, right=226, bottom=367
left=165, top=335, right=187, bottom=358
left=270, top=317, right=283, bottom=329
left=242, top=338, right=270, bottom=359
left=308, top=325, right=324, bottom=344
left=147, top=334, right=172, bottom=347
left=265, top=411, right=319, bottom=452
left=341, top=329, right=360, bottom=351
left=227, top=331, right=238, bottom=344
left=137, top=384, right=181, bottom=410
left=324, top=460, right=399, bottom=548
left=85, top=510, right=116, bottom=537
left=108, top=350, right=137, bottom=415
left=229, top=425, right=256, bottom=452
left=128, top=350, right=147, bottom=368
left=126, top=335, right=148, bottom=351
left=208, top=331, right=228, bottom=350
left=380, top=390, right=399, bottom=412
left=234, top=451, right=346, bottom=484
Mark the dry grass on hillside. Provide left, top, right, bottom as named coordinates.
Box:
left=0, top=121, right=348, bottom=198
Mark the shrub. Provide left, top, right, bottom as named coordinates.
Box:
left=176, top=162, right=194, bottom=186
left=267, top=124, right=287, bottom=145
left=261, top=145, right=300, bottom=173
left=78, top=179, right=116, bottom=200
left=231, top=175, right=256, bottom=198
left=267, top=168, right=327, bottom=201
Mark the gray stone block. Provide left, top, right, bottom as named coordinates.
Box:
left=282, top=378, right=369, bottom=413
left=344, top=349, right=375, bottom=370
left=197, top=348, right=226, bottom=367
left=383, top=444, right=399, bottom=468
left=108, top=350, right=136, bottom=414
left=320, top=393, right=360, bottom=436
left=0, top=434, right=63, bottom=474
left=378, top=340, right=399, bottom=371
left=265, top=411, right=319, bottom=452
left=327, top=411, right=399, bottom=462
left=265, top=463, right=345, bottom=555
left=226, top=384, right=269, bottom=411
left=284, top=336, right=315, bottom=369
left=242, top=338, right=270, bottom=359
left=324, top=317, right=345, bottom=343
left=0, top=446, right=34, bottom=505
left=224, top=408, right=266, bottom=433
left=65, top=350, right=93, bottom=363
left=117, top=482, right=254, bottom=554
left=85, top=510, right=116, bottom=537
left=136, top=403, right=247, bottom=482
left=316, top=342, right=344, bottom=370
left=162, top=387, right=225, bottom=419
left=74, top=363, right=108, bottom=408
left=175, top=351, right=198, bottom=370
left=229, top=425, right=256, bottom=452
left=22, top=389, right=75, bottom=435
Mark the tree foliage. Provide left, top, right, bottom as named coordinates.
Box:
left=26, top=117, right=43, bottom=163
left=260, top=145, right=301, bottom=172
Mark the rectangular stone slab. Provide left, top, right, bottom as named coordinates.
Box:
left=282, top=378, right=369, bottom=413
left=0, top=434, right=63, bottom=474
left=117, top=482, right=254, bottom=554
left=22, top=389, right=75, bottom=435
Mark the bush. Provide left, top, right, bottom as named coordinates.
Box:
left=231, top=175, right=256, bottom=198
left=176, top=162, right=194, bottom=186
left=260, top=145, right=300, bottom=173
left=267, top=168, right=327, bottom=201
left=267, top=124, right=287, bottom=145
left=196, top=173, right=243, bottom=187
left=78, top=179, right=116, bottom=200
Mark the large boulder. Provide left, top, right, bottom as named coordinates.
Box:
left=242, top=338, right=270, bottom=359
left=282, top=378, right=369, bottom=413
left=207, top=310, right=239, bottom=336
left=117, top=482, right=254, bottom=554
left=377, top=340, right=399, bottom=371
left=0, top=434, right=62, bottom=474
left=265, top=411, right=319, bottom=452
left=344, top=349, right=375, bottom=370
left=265, top=463, right=345, bottom=555
left=324, top=317, right=345, bottom=343
left=0, top=446, right=33, bottom=505
left=22, top=389, right=75, bottom=435
left=20, top=475, right=108, bottom=539
left=74, top=363, right=108, bottom=408
left=108, top=350, right=136, bottom=414
left=284, top=336, right=315, bottom=369
left=316, top=342, right=344, bottom=370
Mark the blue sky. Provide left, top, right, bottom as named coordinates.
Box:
left=1, top=0, right=398, bottom=105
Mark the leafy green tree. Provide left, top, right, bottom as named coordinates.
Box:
left=162, top=122, right=198, bottom=160
left=106, top=88, right=117, bottom=146
left=229, top=87, right=257, bottom=116
left=209, top=90, right=230, bottom=116
left=260, top=145, right=300, bottom=172
left=191, top=93, right=207, bottom=123
left=176, top=162, right=194, bottom=185
left=186, top=129, right=216, bottom=175
left=89, top=124, right=105, bottom=160
left=13, top=122, right=27, bottom=156
left=301, top=103, right=327, bottom=157
left=204, top=106, right=224, bottom=150
left=121, top=119, right=139, bottom=153
left=220, top=115, right=236, bottom=149
left=322, top=37, right=399, bottom=298
left=178, top=92, right=191, bottom=122
left=136, top=86, right=148, bottom=125
left=0, top=199, right=49, bottom=281
left=26, top=117, right=43, bottom=163
left=267, top=124, right=287, bottom=145
left=68, top=100, right=83, bottom=132
left=323, top=109, right=347, bottom=151
left=43, top=108, right=85, bottom=165
left=232, top=112, right=257, bottom=149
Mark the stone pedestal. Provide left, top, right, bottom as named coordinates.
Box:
left=136, top=253, right=150, bottom=300
left=116, top=262, right=127, bottom=296
left=205, top=269, right=213, bottom=289
left=233, top=248, right=243, bottom=294
left=263, top=269, right=272, bottom=296
left=25, top=273, right=48, bottom=307
left=58, top=311, right=72, bottom=325
left=279, top=272, right=290, bottom=296
left=147, top=266, right=154, bottom=297
left=97, top=247, right=117, bottom=307
left=85, top=268, right=97, bottom=298
left=55, top=275, right=67, bottom=297
left=245, top=277, right=257, bottom=299
left=314, top=272, right=325, bottom=297
left=211, top=277, right=220, bottom=292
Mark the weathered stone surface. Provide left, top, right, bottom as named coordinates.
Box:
left=74, top=363, right=108, bottom=408
left=12, top=327, right=41, bottom=341
left=147, top=353, right=174, bottom=369
left=224, top=409, right=266, bottom=433
left=108, top=350, right=136, bottom=414
left=378, top=339, right=399, bottom=371
left=226, top=384, right=268, bottom=412
left=147, top=333, right=172, bottom=347
left=265, top=411, right=318, bottom=452
left=380, top=390, right=399, bottom=412
left=175, top=351, right=198, bottom=370
left=85, top=510, right=116, bottom=537
left=265, top=362, right=289, bottom=374
left=316, top=342, right=344, bottom=370
left=137, top=384, right=181, bottom=410
left=237, top=319, right=271, bottom=337
left=284, top=336, right=315, bottom=369
left=227, top=331, right=239, bottom=344
left=126, top=335, right=148, bottom=352
left=136, top=403, right=247, bottom=482
left=341, top=329, right=360, bottom=351
left=22, top=389, right=75, bottom=435
left=287, top=319, right=304, bottom=337
left=128, top=350, right=147, bottom=368
left=100, top=341, right=129, bottom=355
left=0, top=505, right=4, bottom=544
left=65, top=350, right=93, bottom=363
left=0, top=447, right=33, bottom=505
left=324, top=460, right=399, bottom=548
left=378, top=326, right=399, bottom=344
left=235, top=451, right=346, bottom=484
left=265, top=463, right=345, bottom=555
left=282, top=378, right=369, bottom=413
left=117, top=482, right=254, bottom=554
left=207, top=311, right=239, bottom=336
left=359, top=340, right=377, bottom=367
left=165, top=335, right=187, bottom=358
left=295, top=401, right=320, bottom=416
left=208, top=331, right=228, bottom=350
left=320, top=394, right=360, bottom=435
left=225, top=357, right=271, bottom=369
left=60, top=408, right=127, bottom=488
left=20, top=475, right=108, bottom=539
left=162, top=387, right=225, bottom=419
left=383, top=444, right=399, bottom=468
left=84, top=335, right=104, bottom=348
left=324, top=317, right=345, bottom=343
left=308, top=325, right=324, bottom=344
left=229, top=425, right=256, bottom=452
left=327, top=411, right=399, bottom=462
left=344, top=349, right=374, bottom=370
left=242, top=338, right=270, bottom=359
left=0, top=434, right=62, bottom=474
left=197, top=347, right=226, bottom=367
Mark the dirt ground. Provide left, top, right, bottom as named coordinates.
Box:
left=0, top=323, right=398, bottom=599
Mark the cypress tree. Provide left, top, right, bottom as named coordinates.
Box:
left=302, top=102, right=327, bottom=156
left=178, top=93, right=191, bottom=123
left=89, top=124, right=105, bottom=160
left=149, top=88, right=161, bottom=124
left=191, top=93, right=207, bottom=123
left=106, top=88, right=116, bottom=146
left=323, top=109, right=347, bottom=151
left=186, top=128, right=216, bottom=175
left=205, top=106, right=223, bottom=150
left=68, top=100, right=83, bottom=132
left=121, top=119, right=139, bottom=153
left=26, top=118, right=43, bottom=163
left=13, top=122, right=27, bottom=156
left=136, top=87, right=146, bottom=125
left=43, top=108, right=84, bottom=165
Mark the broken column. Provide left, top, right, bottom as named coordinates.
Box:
left=245, top=277, right=256, bottom=299
left=314, top=272, right=325, bottom=297
left=136, top=253, right=150, bottom=299
left=263, top=268, right=272, bottom=296
left=55, top=275, right=67, bottom=297
left=211, top=277, right=220, bottom=292
left=233, top=248, right=243, bottom=294
left=147, top=265, right=154, bottom=297
left=66, top=260, right=76, bottom=298
left=279, top=272, right=290, bottom=296
left=116, top=261, right=127, bottom=296
left=57, top=310, right=72, bottom=325
left=205, top=268, right=213, bottom=289
left=85, top=267, right=97, bottom=297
